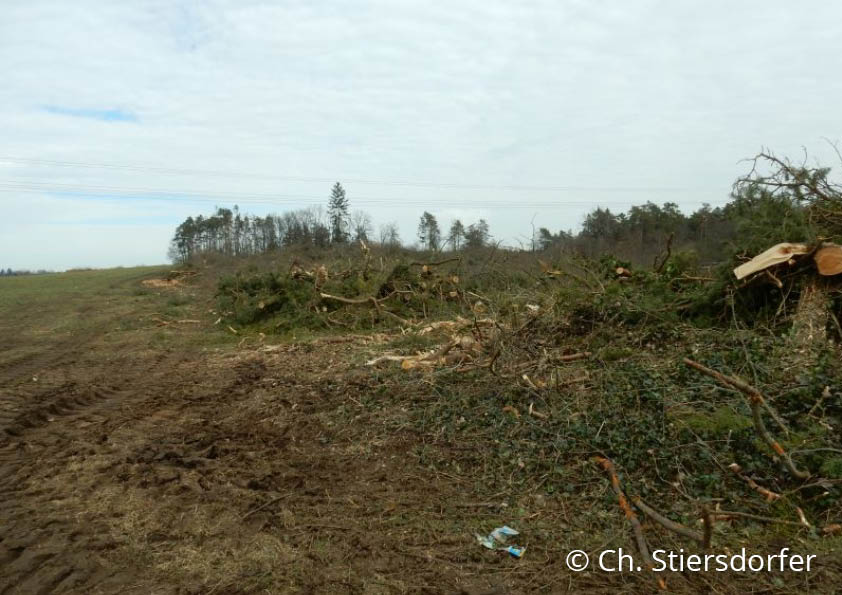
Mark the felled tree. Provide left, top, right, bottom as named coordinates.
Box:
left=735, top=148, right=842, bottom=237
left=733, top=147, right=842, bottom=351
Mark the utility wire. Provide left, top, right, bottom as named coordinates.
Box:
left=0, top=155, right=721, bottom=194
left=0, top=180, right=716, bottom=209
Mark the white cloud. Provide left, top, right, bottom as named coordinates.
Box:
left=1, top=0, right=841, bottom=268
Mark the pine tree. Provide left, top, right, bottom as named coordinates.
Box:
left=417, top=212, right=441, bottom=250
left=464, top=219, right=490, bottom=248
left=328, top=182, right=349, bottom=244
left=447, top=219, right=465, bottom=250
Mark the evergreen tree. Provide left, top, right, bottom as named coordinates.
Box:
left=417, top=212, right=441, bottom=250
left=464, top=219, right=490, bottom=248
left=328, top=182, right=349, bottom=243
left=447, top=219, right=465, bottom=250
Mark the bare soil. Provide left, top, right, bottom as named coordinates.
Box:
left=0, top=269, right=532, bottom=594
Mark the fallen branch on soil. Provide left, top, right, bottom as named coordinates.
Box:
left=683, top=358, right=809, bottom=479
left=145, top=316, right=203, bottom=327
left=595, top=457, right=666, bottom=591
left=728, top=463, right=781, bottom=502
left=528, top=402, right=548, bottom=420
left=555, top=352, right=591, bottom=362
left=241, top=492, right=293, bottom=520
left=416, top=317, right=496, bottom=335
left=710, top=510, right=810, bottom=528
left=631, top=496, right=704, bottom=543
left=319, top=291, right=410, bottom=325
left=365, top=339, right=467, bottom=369
left=319, top=292, right=393, bottom=306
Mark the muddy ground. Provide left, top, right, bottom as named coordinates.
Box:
left=0, top=268, right=838, bottom=594
left=0, top=268, right=546, bottom=594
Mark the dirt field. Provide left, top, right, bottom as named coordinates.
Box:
left=0, top=268, right=531, bottom=594
left=1, top=268, right=839, bottom=594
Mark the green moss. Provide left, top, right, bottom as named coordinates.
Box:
left=820, top=456, right=842, bottom=479
left=676, top=405, right=754, bottom=435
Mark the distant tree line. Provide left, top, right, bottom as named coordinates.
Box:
left=168, top=183, right=390, bottom=262
left=169, top=182, right=494, bottom=263
left=170, top=152, right=838, bottom=267
left=535, top=201, right=737, bottom=264
left=0, top=268, right=51, bottom=276
left=536, top=172, right=833, bottom=266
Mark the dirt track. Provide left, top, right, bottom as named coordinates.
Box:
left=0, top=270, right=529, bottom=594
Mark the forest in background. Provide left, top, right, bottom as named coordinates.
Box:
left=169, top=149, right=837, bottom=271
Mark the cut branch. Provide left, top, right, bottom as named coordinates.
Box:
left=595, top=457, right=666, bottom=590
left=631, top=497, right=704, bottom=543
left=711, top=510, right=809, bottom=528
left=728, top=463, right=781, bottom=502
left=683, top=358, right=809, bottom=479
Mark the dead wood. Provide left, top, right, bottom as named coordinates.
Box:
left=654, top=232, right=674, bottom=274
left=732, top=243, right=810, bottom=280
left=728, top=463, right=781, bottom=502
left=631, top=497, right=704, bottom=543
left=595, top=457, right=666, bottom=590
left=711, top=510, right=808, bottom=528
left=241, top=492, right=293, bottom=520
left=683, top=358, right=809, bottom=479
left=527, top=402, right=548, bottom=420
left=815, top=244, right=842, bottom=276
left=365, top=339, right=463, bottom=368
left=790, top=279, right=829, bottom=350
left=319, top=292, right=390, bottom=305
left=318, top=291, right=410, bottom=325
left=555, top=352, right=591, bottom=362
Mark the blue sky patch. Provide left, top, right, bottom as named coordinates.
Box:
left=42, top=105, right=138, bottom=122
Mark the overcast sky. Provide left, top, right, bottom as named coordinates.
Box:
left=1, top=0, right=841, bottom=270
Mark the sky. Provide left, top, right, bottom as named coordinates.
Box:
left=1, top=0, right=841, bottom=270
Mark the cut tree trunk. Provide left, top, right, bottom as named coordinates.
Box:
left=789, top=279, right=828, bottom=355
left=733, top=243, right=810, bottom=280
left=814, top=244, right=842, bottom=276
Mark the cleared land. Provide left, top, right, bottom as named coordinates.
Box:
left=0, top=267, right=840, bottom=594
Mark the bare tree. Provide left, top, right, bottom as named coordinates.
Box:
left=378, top=222, right=401, bottom=248
left=350, top=210, right=374, bottom=243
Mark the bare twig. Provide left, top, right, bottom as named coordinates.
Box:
left=728, top=463, right=781, bottom=502
left=712, top=510, right=809, bottom=528
left=555, top=352, right=591, bottom=362
left=241, top=492, right=293, bottom=520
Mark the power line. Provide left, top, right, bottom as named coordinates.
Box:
left=0, top=180, right=718, bottom=209
left=0, top=155, right=721, bottom=194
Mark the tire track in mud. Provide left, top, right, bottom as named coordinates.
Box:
left=0, top=348, right=201, bottom=595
